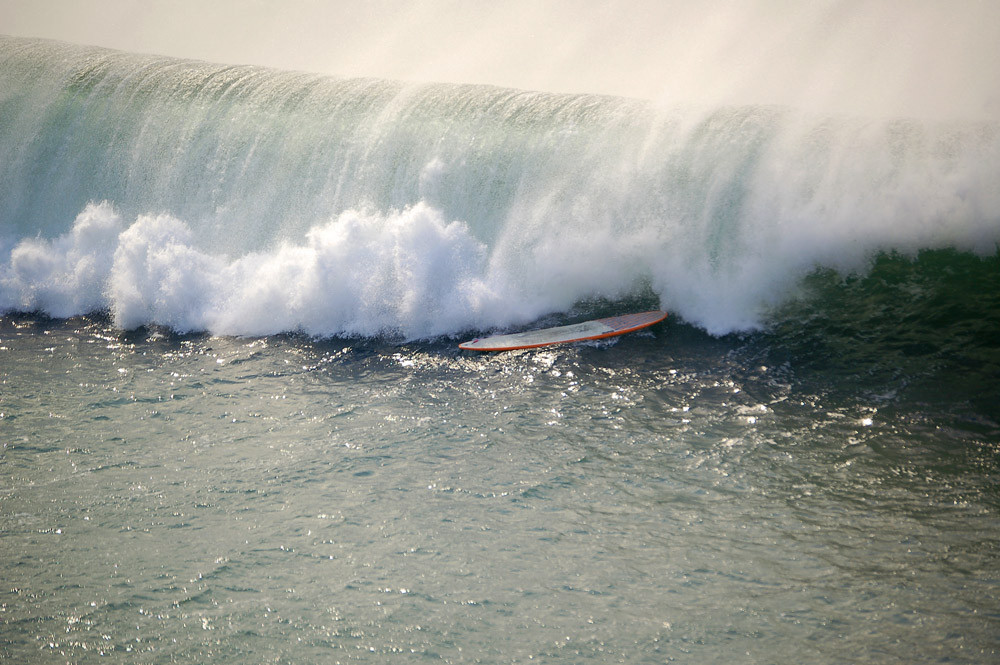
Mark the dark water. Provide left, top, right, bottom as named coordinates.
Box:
left=2, top=36, right=1000, bottom=663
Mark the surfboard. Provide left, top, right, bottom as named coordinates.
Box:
left=458, top=310, right=667, bottom=352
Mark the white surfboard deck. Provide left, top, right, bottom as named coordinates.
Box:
left=459, top=310, right=667, bottom=352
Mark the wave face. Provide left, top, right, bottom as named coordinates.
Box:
left=2, top=36, right=999, bottom=338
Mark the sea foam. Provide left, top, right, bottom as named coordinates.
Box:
left=3, top=202, right=514, bottom=339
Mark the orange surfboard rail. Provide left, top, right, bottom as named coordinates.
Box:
left=459, top=310, right=668, bottom=352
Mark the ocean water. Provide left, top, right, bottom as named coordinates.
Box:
left=2, top=36, right=999, bottom=663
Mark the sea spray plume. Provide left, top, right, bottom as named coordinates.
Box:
left=646, top=110, right=1000, bottom=334
left=21, top=1, right=990, bottom=121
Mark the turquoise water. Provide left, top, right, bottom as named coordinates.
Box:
left=2, top=36, right=999, bottom=663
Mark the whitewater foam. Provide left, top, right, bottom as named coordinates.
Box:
left=1, top=202, right=518, bottom=338
left=0, top=203, right=121, bottom=318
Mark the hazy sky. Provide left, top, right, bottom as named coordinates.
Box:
left=2, top=0, right=997, bottom=118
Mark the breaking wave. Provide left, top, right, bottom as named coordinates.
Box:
left=2, top=36, right=998, bottom=338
